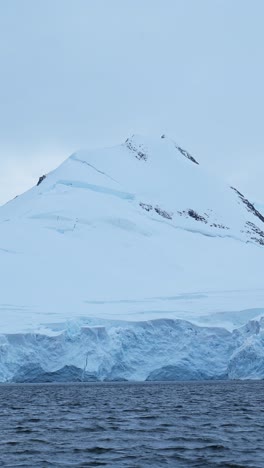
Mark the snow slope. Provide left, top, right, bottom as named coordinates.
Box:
left=0, top=135, right=263, bottom=381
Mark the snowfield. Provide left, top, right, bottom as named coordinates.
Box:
left=0, top=135, right=263, bottom=381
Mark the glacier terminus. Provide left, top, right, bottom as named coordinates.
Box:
left=0, top=135, right=264, bottom=382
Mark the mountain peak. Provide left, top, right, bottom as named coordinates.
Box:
left=123, top=134, right=199, bottom=165
left=0, top=135, right=263, bottom=339
left=2, top=134, right=263, bottom=247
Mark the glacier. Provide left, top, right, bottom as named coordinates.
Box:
left=1, top=318, right=264, bottom=382
left=0, top=134, right=264, bottom=382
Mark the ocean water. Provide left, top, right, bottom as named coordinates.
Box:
left=0, top=381, right=264, bottom=467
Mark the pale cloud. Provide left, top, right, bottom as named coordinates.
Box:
left=0, top=146, right=68, bottom=204
left=0, top=0, right=263, bottom=205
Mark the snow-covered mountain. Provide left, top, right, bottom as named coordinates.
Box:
left=0, top=135, right=264, bottom=381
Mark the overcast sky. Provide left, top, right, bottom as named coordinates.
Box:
left=0, top=0, right=263, bottom=205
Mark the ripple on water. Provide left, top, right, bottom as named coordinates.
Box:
left=0, top=381, right=264, bottom=467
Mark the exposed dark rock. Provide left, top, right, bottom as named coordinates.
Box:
left=231, top=187, right=264, bottom=224
left=125, top=138, right=148, bottom=161
left=187, top=209, right=207, bottom=222
left=160, top=134, right=199, bottom=164
left=232, top=187, right=264, bottom=244
left=154, top=206, right=173, bottom=220
left=177, top=209, right=229, bottom=229
left=139, top=202, right=153, bottom=212
left=178, top=209, right=208, bottom=223
left=37, top=174, right=47, bottom=186
left=210, top=223, right=230, bottom=230
left=139, top=202, right=173, bottom=220
left=140, top=202, right=229, bottom=229
left=175, top=146, right=199, bottom=165
left=245, top=221, right=264, bottom=245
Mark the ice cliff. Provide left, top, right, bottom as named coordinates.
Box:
left=0, top=135, right=263, bottom=381
left=1, top=318, right=264, bottom=382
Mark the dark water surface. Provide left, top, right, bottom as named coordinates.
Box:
left=0, top=381, right=264, bottom=467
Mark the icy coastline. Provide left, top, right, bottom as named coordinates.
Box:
left=1, top=317, right=264, bottom=383
left=0, top=135, right=263, bottom=382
